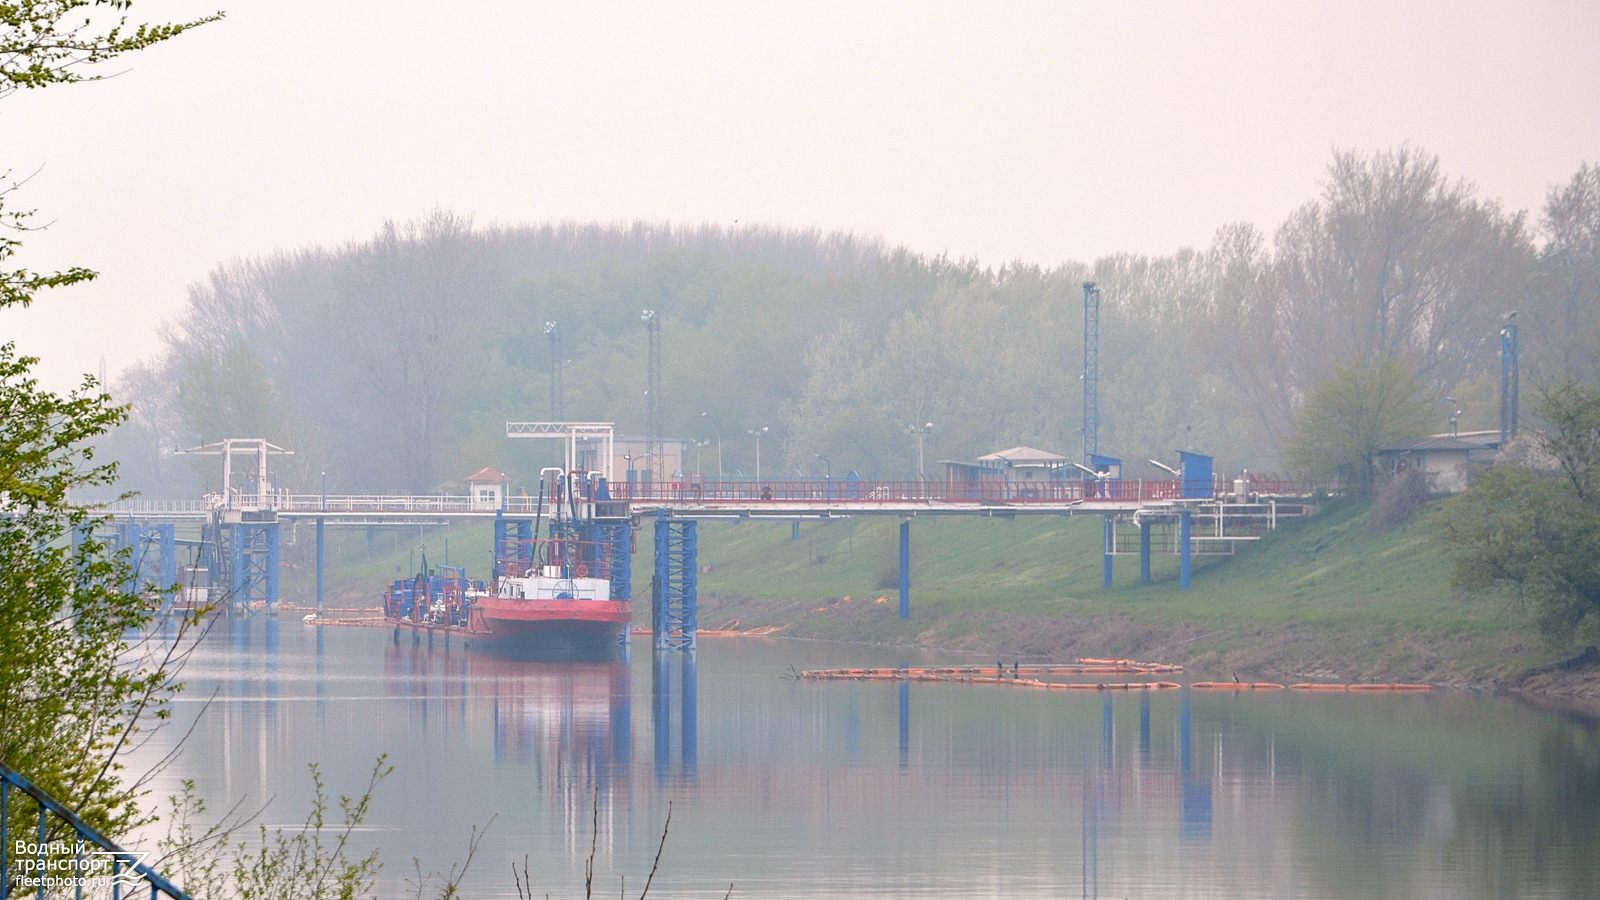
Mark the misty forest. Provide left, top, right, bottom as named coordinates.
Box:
left=102, top=147, right=1600, bottom=498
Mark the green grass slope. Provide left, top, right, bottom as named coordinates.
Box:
left=276, top=500, right=1581, bottom=687
left=693, top=500, right=1570, bottom=684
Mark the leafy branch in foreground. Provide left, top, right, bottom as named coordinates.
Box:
left=0, top=0, right=222, bottom=99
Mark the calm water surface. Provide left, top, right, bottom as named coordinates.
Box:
left=134, top=619, right=1600, bottom=899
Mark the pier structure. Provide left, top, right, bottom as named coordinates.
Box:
left=94, top=428, right=1317, bottom=650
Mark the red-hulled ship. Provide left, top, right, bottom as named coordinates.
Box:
left=383, top=471, right=631, bottom=650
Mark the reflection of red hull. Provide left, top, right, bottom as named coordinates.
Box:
left=467, top=597, right=632, bottom=644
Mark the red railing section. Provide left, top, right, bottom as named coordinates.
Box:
left=604, top=476, right=1307, bottom=505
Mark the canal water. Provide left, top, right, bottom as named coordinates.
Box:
left=132, top=619, right=1600, bottom=899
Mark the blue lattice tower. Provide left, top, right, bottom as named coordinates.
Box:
left=493, top=512, right=534, bottom=578
left=590, top=521, right=632, bottom=601
left=652, top=510, right=697, bottom=651
left=1083, top=282, right=1101, bottom=467
left=226, top=520, right=281, bottom=610
left=1501, top=312, right=1519, bottom=443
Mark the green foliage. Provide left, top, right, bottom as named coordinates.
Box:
left=1436, top=380, right=1600, bottom=642
left=0, top=343, right=177, bottom=837
left=0, top=1, right=220, bottom=97
left=1287, top=354, right=1433, bottom=493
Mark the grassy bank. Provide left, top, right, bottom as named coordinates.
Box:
left=276, top=501, right=1593, bottom=692
left=691, top=500, right=1585, bottom=688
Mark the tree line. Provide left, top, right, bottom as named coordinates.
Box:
left=101, top=148, right=1600, bottom=498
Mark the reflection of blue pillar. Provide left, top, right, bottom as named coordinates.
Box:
left=898, top=519, right=910, bottom=619
left=1139, top=521, right=1151, bottom=582
left=1180, top=688, right=1191, bottom=782
left=898, top=678, right=910, bottom=769
left=1179, top=511, right=1192, bottom=591
left=1102, top=691, right=1114, bottom=764
left=652, top=651, right=671, bottom=781
left=1139, top=690, right=1151, bottom=756
left=1179, top=686, right=1213, bottom=839
left=1103, top=517, right=1114, bottom=588
left=611, top=659, right=632, bottom=769
left=316, top=517, right=325, bottom=615
left=681, top=653, right=697, bottom=779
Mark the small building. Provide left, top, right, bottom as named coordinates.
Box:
left=609, top=436, right=691, bottom=484
left=465, top=467, right=509, bottom=510
left=1375, top=431, right=1501, bottom=494
left=943, top=446, right=1071, bottom=485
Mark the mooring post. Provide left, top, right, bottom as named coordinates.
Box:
left=316, top=517, right=325, bottom=616
left=1102, top=517, right=1114, bottom=588
left=898, top=518, right=911, bottom=619
left=1179, top=510, right=1192, bottom=590
left=1139, top=521, right=1151, bottom=582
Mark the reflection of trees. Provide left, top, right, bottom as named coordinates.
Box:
left=1447, top=720, right=1600, bottom=898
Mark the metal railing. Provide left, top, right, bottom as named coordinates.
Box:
left=1, top=762, right=189, bottom=899
left=95, top=477, right=1316, bottom=517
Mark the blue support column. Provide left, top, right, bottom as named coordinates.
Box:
left=792, top=520, right=800, bottom=541
left=898, top=519, right=911, bottom=619
left=1102, top=517, right=1114, bottom=588
left=316, top=517, right=325, bottom=616
left=230, top=524, right=246, bottom=607
left=493, top=511, right=506, bottom=580
left=1180, top=510, right=1192, bottom=591
left=157, top=524, right=176, bottom=590
left=1139, top=521, right=1151, bottom=582
left=265, top=522, right=281, bottom=611
left=653, top=511, right=697, bottom=651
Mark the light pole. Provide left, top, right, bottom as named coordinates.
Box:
left=814, top=454, right=831, bottom=480
left=748, top=426, right=768, bottom=483
left=908, top=422, right=934, bottom=480
left=700, top=412, right=723, bottom=478
left=320, top=471, right=326, bottom=511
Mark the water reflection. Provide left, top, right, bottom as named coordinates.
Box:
left=650, top=650, right=698, bottom=782
left=140, top=624, right=1600, bottom=899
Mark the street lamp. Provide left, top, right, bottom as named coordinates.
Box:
left=748, top=426, right=769, bottom=483
left=700, top=411, right=723, bottom=479
left=908, top=422, right=934, bottom=480
left=814, top=454, right=831, bottom=480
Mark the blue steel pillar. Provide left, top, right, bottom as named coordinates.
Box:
left=1139, top=521, right=1151, bottom=582
left=1180, top=510, right=1192, bottom=591
left=1102, top=517, right=1114, bottom=588
left=791, top=521, right=799, bottom=541
left=653, top=510, right=697, bottom=651
left=316, top=518, right=325, bottom=616
left=157, top=524, right=176, bottom=590
left=898, top=518, right=911, bottom=619
left=265, top=523, right=281, bottom=612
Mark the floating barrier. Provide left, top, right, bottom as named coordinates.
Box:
left=1189, top=682, right=1286, bottom=690
left=1291, top=683, right=1433, bottom=692
left=795, top=660, right=1187, bottom=692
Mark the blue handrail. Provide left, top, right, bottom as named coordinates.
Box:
left=0, top=762, right=190, bottom=899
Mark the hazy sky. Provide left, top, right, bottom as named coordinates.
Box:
left=5, top=1, right=1598, bottom=392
